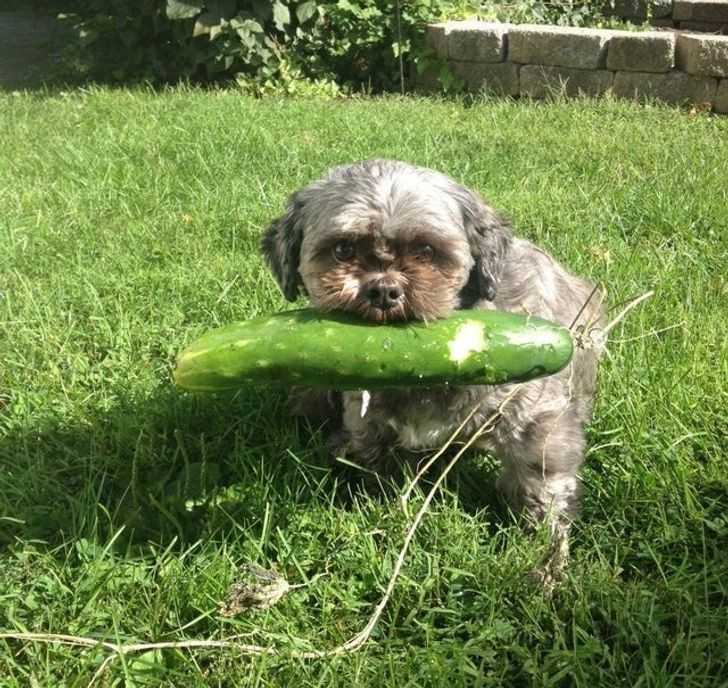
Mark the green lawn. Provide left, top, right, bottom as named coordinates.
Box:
left=1, top=88, right=727, bottom=686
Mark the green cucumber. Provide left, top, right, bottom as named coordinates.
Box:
left=173, top=309, right=573, bottom=392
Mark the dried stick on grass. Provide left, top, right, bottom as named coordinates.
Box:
left=0, top=388, right=519, bottom=684
left=609, top=321, right=684, bottom=344
left=602, top=290, right=654, bottom=336
left=306, top=383, right=522, bottom=658
left=0, top=289, right=655, bottom=684
left=400, top=401, right=483, bottom=512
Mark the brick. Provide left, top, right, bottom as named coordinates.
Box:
left=449, top=60, right=520, bottom=95
left=716, top=78, right=728, bottom=110
left=425, top=23, right=449, bottom=57
left=613, top=69, right=717, bottom=103
left=679, top=19, right=728, bottom=30
left=674, top=0, right=692, bottom=19
left=519, top=64, right=612, bottom=97
left=676, top=33, right=728, bottom=76
left=509, top=25, right=611, bottom=69
left=607, top=31, right=676, bottom=72
left=674, top=0, right=728, bottom=22
left=447, top=21, right=510, bottom=63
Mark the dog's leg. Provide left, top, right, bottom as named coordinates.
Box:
left=288, top=388, right=341, bottom=426
left=333, top=392, right=399, bottom=471
left=494, top=406, right=586, bottom=592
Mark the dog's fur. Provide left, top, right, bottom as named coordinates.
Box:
left=262, top=160, right=605, bottom=576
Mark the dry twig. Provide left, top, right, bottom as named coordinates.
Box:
left=0, top=390, right=517, bottom=684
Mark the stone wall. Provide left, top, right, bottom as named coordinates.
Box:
left=425, top=21, right=728, bottom=113
left=614, top=0, right=728, bottom=34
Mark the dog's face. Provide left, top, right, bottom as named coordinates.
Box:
left=262, top=160, right=512, bottom=323
left=296, top=198, right=473, bottom=323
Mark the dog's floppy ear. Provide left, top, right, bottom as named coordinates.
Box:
left=261, top=196, right=305, bottom=302
left=454, top=184, right=512, bottom=301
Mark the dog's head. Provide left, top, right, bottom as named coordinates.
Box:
left=261, top=160, right=512, bottom=323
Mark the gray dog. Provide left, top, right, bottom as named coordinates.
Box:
left=262, top=159, right=605, bottom=584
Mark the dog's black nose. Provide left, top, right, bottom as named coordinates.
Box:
left=364, top=279, right=404, bottom=311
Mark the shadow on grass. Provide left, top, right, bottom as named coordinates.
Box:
left=1, top=384, right=300, bottom=547
left=0, top=380, right=511, bottom=551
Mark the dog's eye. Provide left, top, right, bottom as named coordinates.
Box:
left=413, top=243, right=435, bottom=261
left=333, top=241, right=355, bottom=262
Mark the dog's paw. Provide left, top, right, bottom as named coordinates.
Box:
left=528, top=528, right=570, bottom=597
left=529, top=559, right=565, bottom=597
left=326, top=429, right=352, bottom=460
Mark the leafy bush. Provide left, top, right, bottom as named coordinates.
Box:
left=469, top=0, right=644, bottom=28
left=70, top=1, right=313, bottom=83
left=68, top=0, right=464, bottom=90
left=67, top=0, right=622, bottom=91
left=290, top=0, right=465, bottom=92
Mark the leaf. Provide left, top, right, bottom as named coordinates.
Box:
left=272, top=1, right=291, bottom=31
left=233, top=18, right=264, bottom=49
left=166, top=0, right=203, bottom=20
left=230, top=16, right=263, bottom=32
left=439, top=65, right=453, bottom=89
left=296, top=0, right=317, bottom=24
left=391, top=39, right=411, bottom=58
left=193, top=11, right=221, bottom=37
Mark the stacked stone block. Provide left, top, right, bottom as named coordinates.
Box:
left=425, top=20, right=728, bottom=112
left=673, top=0, right=728, bottom=33
left=611, top=0, right=728, bottom=34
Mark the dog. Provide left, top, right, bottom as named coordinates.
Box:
left=262, top=160, right=605, bottom=584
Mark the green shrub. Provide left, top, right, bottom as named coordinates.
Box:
left=289, top=0, right=464, bottom=92
left=469, top=0, right=646, bottom=28
left=68, top=0, right=462, bottom=90
left=67, top=1, right=621, bottom=91
left=70, top=1, right=313, bottom=83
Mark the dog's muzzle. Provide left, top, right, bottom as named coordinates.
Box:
left=361, top=277, right=405, bottom=312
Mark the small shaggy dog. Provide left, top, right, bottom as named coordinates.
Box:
left=262, top=160, right=605, bottom=582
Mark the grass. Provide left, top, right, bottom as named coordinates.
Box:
left=1, top=86, right=727, bottom=686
